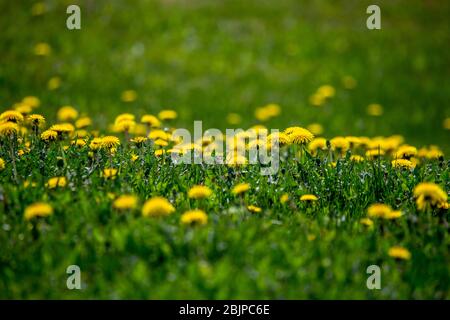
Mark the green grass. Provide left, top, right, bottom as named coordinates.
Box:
left=0, top=0, right=449, bottom=299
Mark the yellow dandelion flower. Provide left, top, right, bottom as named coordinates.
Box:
left=41, top=129, right=58, bottom=142
left=142, top=197, right=175, bottom=217
left=0, top=122, right=19, bottom=136
left=47, top=76, right=61, bottom=90
left=285, top=127, right=314, bottom=145
left=24, top=202, right=53, bottom=220
left=113, top=195, right=138, bottom=211
left=0, top=110, right=24, bottom=123
left=360, top=218, right=374, bottom=227
left=75, top=117, right=92, bottom=129
left=33, top=42, right=51, bottom=56
left=365, top=149, right=385, bottom=160
left=141, top=114, right=161, bottom=128
left=367, top=103, right=383, bottom=116
left=413, top=182, right=447, bottom=210
left=247, top=205, right=262, bottom=213
left=121, top=90, right=137, bottom=102
left=154, top=138, right=169, bottom=147
left=158, top=110, right=178, bottom=121
left=232, top=183, right=250, bottom=195
left=101, top=136, right=120, bottom=149
left=57, top=106, right=78, bottom=121
left=317, top=85, right=335, bottom=99
left=103, top=168, right=118, bottom=180
left=0, top=158, right=5, bottom=170
left=308, top=137, right=328, bottom=155
left=89, top=137, right=103, bottom=150
left=154, top=149, right=166, bottom=157
left=388, top=246, right=411, bottom=260
left=330, top=136, right=350, bottom=154
left=188, top=185, right=212, bottom=199
left=71, top=139, right=86, bottom=148
left=46, top=177, right=67, bottom=189
left=350, top=155, right=365, bottom=162
left=14, top=103, right=33, bottom=115
left=367, top=203, right=391, bottom=218
left=27, top=114, right=46, bottom=127
left=49, top=123, right=75, bottom=134
left=226, top=113, right=242, bottom=125
left=267, top=132, right=290, bottom=147
left=391, top=159, right=415, bottom=169
left=300, top=194, right=318, bottom=202
left=384, top=210, right=403, bottom=220
left=307, top=123, right=323, bottom=135
left=443, top=118, right=450, bottom=130
left=149, top=129, right=170, bottom=141
left=181, top=209, right=208, bottom=226
left=131, top=153, right=139, bottom=162
left=280, top=193, right=289, bottom=204
left=114, top=119, right=136, bottom=132
left=394, top=145, right=417, bottom=160
left=22, top=96, right=40, bottom=108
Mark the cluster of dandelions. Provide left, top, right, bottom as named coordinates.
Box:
left=1, top=97, right=448, bottom=261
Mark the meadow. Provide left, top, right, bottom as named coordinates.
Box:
left=0, top=0, right=449, bottom=299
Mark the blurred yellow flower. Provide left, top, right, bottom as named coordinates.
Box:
left=75, top=117, right=92, bottom=129
left=22, top=96, right=40, bottom=108
left=226, top=113, right=242, bottom=125
left=367, top=103, right=383, bottom=116
left=33, top=42, right=51, bottom=56
left=188, top=185, right=212, bottom=199
left=41, top=129, right=58, bottom=142
left=280, top=193, right=289, bottom=204
left=27, top=114, right=46, bottom=128
left=121, top=90, right=137, bottom=102
left=181, top=209, right=208, bottom=225
left=232, top=183, right=250, bottom=195
left=158, top=110, right=178, bottom=121
left=46, top=177, right=67, bottom=189
left=342, top=75, right=357, bottom=89
left=307, top=123, right=324, bottom=135
left=330, top=136, right=350, bottom=154
left=0, top=122, right=19, bottom=136
left=103, top=168, right=118, bottom=180
left=50, top=123, right=75, bottom=134
left=444, top=117, right=450, bottom=130
left=24, top=202, right=53, bottom=220
left=1, top=110, right=24, bottom=123
left=391, top=159, right=415, bottom=169
left=47, top=76, right=61, bottom=90
left=413, top=182, right=447, bottom=211
left=388, top=246, right=411, bottom=260
left=367, top=203, right=391, bottom=218
left=142, top=197, right=175, bottom=217
left=247, top=205, right=262, bottom=213
left=141, top=114, right=161, bottom=128
left=113, top=195, right=138, bottom=211
left=0, top=158, right=5, bottom=170
left=360, top=218, right=374, bottom=227
left=300, top=194, right=318, bottom=202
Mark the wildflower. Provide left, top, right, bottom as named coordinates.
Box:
left=0, top=158, right=5, bottom=170
left=384, top=210, right=403, bottom=220
left=0, top=122, right=19, bottom=136
left=48, top=76, right=61, bottom=90
left=89, top=137, right=103, bottom=150
left=41, top=129, right=58, bottom=142
left=114, top=119, right=135, bottom=133
left=121, top=90, right=137, bottom=102
left=188, top=185, right=212, bottom=199
left=75, top=117, right=92, bottom=129
left=49, top=123, right=75, bottom=134
left=14, top=103, right=33, bottom=115
left=103, top=168, right=118, bottom=180
left=131, top=154, right=139, bottom=162
left=394, top=145, right=417, bottom=160
left=307, top=123, right=323, bottom=135
left=284, top=127, right=314, bottom=145
left=300, top=194, right=318, bottom=202
left=149, top=129, right=169, bottom=141
left=27, top=114, right=46, bottom=128
left=154, top=149, right=166, bottom=157
left=308, top=137, right=327, bottom=155
left=158, top=110, right=177, bottom=121
left=317, top=85, right=335, bottom=99
left=113, top=195, right=138, bottom=211
left=391, top=159, right=415, bottom=169
left=255, top=103, right=281, bottom=121
left=46, top=177, right=67, bottom=189
left=57, top=106, right=78, bottom=121
left=130, top=136, right=147, bottom=146
left=280, top=193, right=289, bottom=204
left=0, top=110, right=24, bottom=123
left=267, top=132, right=290, bottom=147
left=33, top=42, right=51, bottom=56
left=350, top=155, right=364, bottom=162
left=101, top=136, right=120, bottom=149
left=360, top=218, right=374, bottom=227
left=142, top=197, right=175, bottom=217
left=247, top=205, right=262, bottom=213
left=367, top=203, right=391, bottom=218
left=154, top=139, right=169, bottom=147
left=24, top=202, right=53, bottom=220
left=226, top=113, right=242, bottom=125
left=71, top=139, right=86, bottom=147
left=365, top=149, right=385, bottom=159
left=181, top=209, right=208, bottom=225
left=367, top=103, right=383, bottom=116
left=232, top=183, right=250, bottom=195
left=413, top=182, right=447, bottom=210
left=141, top=115, right=161, bottom=128
left=444, top=117, right=450, bottom=130
left=388, top=246, right=411, bottom=260
left=22, top=96, right=40, bottom=108
left=330, top=136, right=350, bottom=154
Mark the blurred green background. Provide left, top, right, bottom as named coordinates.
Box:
left=0, top=0, right=449, bottom=151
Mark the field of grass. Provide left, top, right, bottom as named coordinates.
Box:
left=0, top=0, right=449, bottom=299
